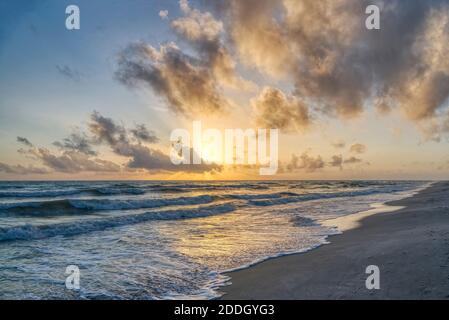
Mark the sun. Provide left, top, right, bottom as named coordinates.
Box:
left=200, top=140, right=223, bottom=165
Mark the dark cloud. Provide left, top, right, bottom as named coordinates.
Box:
left=27, top=148, right=120, bottom=173
left=53, top=132, right=97, bottom=156
left=0, top=162, right=48, bottom=175
left=17, top=136, right=33, bottom=147
left=170, top=0, right=252, bottom=90
left=329, top=155, right=343, bottom=170
left=349, top=143, right=367, bottom=154
left=4, top=112, right=221, bottom=175
left=89, top=111, right=127, bottom=145
left=118, top=0, right=449, bottom=137
left=118, top=142, right=220, bottom=173
left=130, top=124, right=159, bottom=143
left=116, top=0, right=258, bottom=117
left=251, top=87, right=310, bottom=131
left=88, top=112, right=221, bottom=173
left=212, top=0, right=449, bottom=137
left=115, top=42, right=230, bottom=116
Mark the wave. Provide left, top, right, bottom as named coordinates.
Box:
left=92, top=188, right=146, bottom=195
left=0, top=186, right=404, bottom=215
left=147, top=183, right=269, bottom=191
left=0, top=190, right=87, bottom=198
left=0, top=199, right=69, bottom=211
left=0, top=187, right=146, bottom=198
left=248, top=188, right=403, bottom=206
left=0, top=195, right=216, bottom=214
left=69, top=195, right=215, bottom=210
left=0, top=183, right=271, bottom=198
left=148, top=187, right=186, bottom=193
left=0, top=203, right=236, bottom=242
left=225, top=191, right=298, bottom=200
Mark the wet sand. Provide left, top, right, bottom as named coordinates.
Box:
left=221, top=181, right=449, bottom=299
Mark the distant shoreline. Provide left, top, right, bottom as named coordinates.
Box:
left=221, top=181, right=449, bottom=299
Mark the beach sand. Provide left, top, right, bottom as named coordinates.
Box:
left=221, top=181, right=449, bottom=299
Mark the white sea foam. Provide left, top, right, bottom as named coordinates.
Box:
left=0, top=203, right=236, bottom=242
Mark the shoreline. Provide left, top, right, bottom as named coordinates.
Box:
left=220, top=181, right=449, bottom=299
left=219, top=183, right=430, bottom=274
left=320, top=182, right=432, bottom=233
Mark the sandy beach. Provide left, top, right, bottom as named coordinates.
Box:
left=221, top=181, right=449, bottom=299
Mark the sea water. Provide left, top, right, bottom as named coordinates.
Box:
left=0, top=180, right=428, bottom=299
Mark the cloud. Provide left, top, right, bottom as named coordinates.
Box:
left=115, top=42, right=230, bottom=116
left=117, top=142, right=220, bottom=173
left=10, top=136, right=119, bottom=174
left=172, top=0, right=223, bottom=43
left=0, top=162, right=48, bottom=175
left=130, top=124, right=159, bottom=143
left=88, top=112, right=220, bottom=173
left=89, top=111, right=127, bottom=145
left=27, top=148, right=120, bottom=173
left=379, top=6, right=449, bottom=122
left=219, top=0, right=371, bottom=117
left=349, top=143, right=367, bottom=154
left=17, top=136, right=33, bottom=147
left=53, top=132, right=97, bottom=156
left=329, top=154, right=343, bottom=170
left=170, top=0, right=246, bottom=88
left=116, top=1, right=257, bottom=117
left=251, top=87, right=310, bottom=131
left=56, top=65, right=82, bottom=82
left=285, top=152, right=325, bottom=172
left=281, top=152, right=365, bottom=172
left=212, top=0, right=449, bottom=137
left=159, top=10, right=168, bottom=20
left=217, top=0, right=294, bottom=77
left=331, top=140, right=346, bottom=149
left=123, top=0, right=449, bottom=137
left=3, top=112, right=222, bottom=176
left=344, top=156, right=363, bottom=164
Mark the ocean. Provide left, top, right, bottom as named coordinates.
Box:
left=0, top=180, right=428, bottom=299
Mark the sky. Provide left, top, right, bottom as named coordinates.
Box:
left=1, top=0, right=449, bottom=180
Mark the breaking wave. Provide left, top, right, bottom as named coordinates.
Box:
left=248, top=188, right=406, bottom=206
left=0, top=187, right=145, bottom=198
left=0, top=195, right=217, bottom=214
left=0, top=203, right=236, bottom=242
